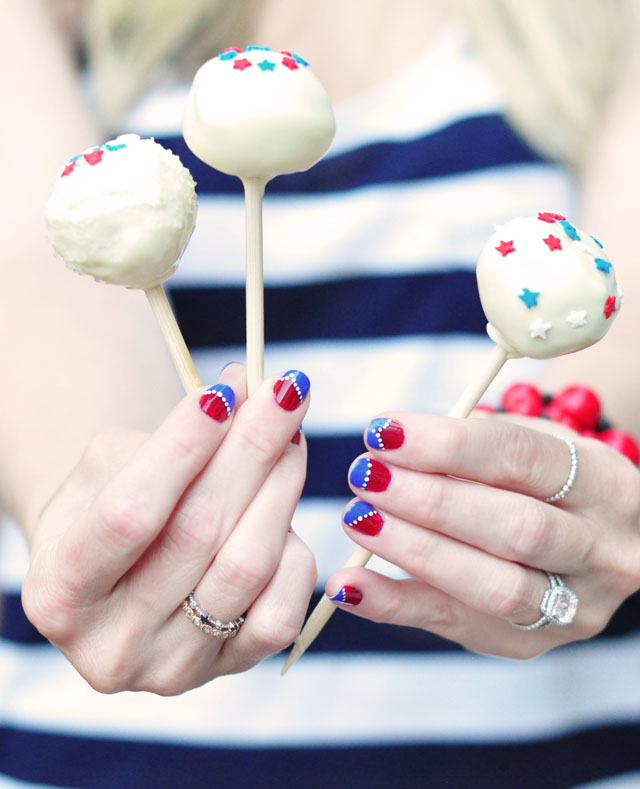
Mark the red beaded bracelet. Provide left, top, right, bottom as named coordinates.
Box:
left=478, top=383, right=640, bottom=466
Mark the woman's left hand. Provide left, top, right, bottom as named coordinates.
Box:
left=326, top=413, right=640, bottom=658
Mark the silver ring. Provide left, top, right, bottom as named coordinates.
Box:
left=183, top=593, right=245, bottom=639
left=512, top=571, right=579, bottom=631
left=544, top=435, right=578, bottom=503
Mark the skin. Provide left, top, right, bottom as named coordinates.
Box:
left=1, top=0, right=639, bottom=692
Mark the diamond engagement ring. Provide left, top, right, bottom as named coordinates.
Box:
left=544, top=436, right=578, bottom=503
left=512, top=572, right=579, bottom=631
left=183, top=593, right=245, bottom=639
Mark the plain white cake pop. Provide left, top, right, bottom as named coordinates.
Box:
left=182, top=46, right=336, bottom=179
left=45, top=134, right=197, bottom=289
left=476, top=212, right=622, bottom=359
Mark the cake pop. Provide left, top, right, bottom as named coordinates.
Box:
left=45, top=134, right=201, bottom=391
left=282, top=212, right=623, bottom=674
left=183, top=46, right=336, bottom=394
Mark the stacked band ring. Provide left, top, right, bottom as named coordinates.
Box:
left=183, top=593, right=245, bottom=638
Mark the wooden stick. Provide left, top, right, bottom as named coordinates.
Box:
left=145, top=284, right=202, bottom=393
left=243, top=177, right=267, bottom=396
left=281, top=343, right=511, bottom=675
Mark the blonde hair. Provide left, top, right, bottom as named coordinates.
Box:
left=75, top=0, right=637, bottom=170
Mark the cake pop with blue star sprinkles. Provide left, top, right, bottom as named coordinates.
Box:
left=183, top=46, right=335, bottom=180
left=476, top=212, right=622, bottom=359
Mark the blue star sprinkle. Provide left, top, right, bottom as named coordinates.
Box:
left=558, top=220, right=581, bottom=241
left=292, top=53, right=310, bottom=66
left=594, top=257, right=612, bottom=274
left=590, top=235, right=604, bottom=248
left=257, top=59, right=276, bottom=71
left=247, top=45, right=271, bottom=51
left=219, top=50, right=239, bottom=60
left=519, top=288, right=540, bottom=309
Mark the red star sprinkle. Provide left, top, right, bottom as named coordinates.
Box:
left=603, top=296, right=616, bottom=319
left=281, top=50, right=292, bottom=56
left=222, top=47, right=242, bottom=54
left=537, top=211, right=567, bottom=223
left=496, top=240, right=515, bottom=257
left=61, top=161, right=77, bottom=177
left=83, top=150, right=104, bottom=166
left=233, top=58, right=252, bottom=71
left=282, top=56, right=298, bottom=70
left=543, top=234, right=562, bottom=251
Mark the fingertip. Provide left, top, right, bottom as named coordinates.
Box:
left=217, top=362, right=248, bottom=405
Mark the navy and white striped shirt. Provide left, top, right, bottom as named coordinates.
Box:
left=2, top=27, right=639, bottom=788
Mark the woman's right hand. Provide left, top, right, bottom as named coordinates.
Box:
left=22, top=364, right=317, bottom=695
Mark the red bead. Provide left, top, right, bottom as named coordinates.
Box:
left=541, top=402, right=582, bottom=432
left=501, top=383, right=544, bottom=417
left=598, top=429, right=640, bottom=465
left=552, top=386, right=600, bottom=430
left=474, top=404, right=496, bottom=413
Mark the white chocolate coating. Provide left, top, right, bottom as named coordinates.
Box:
left=182, top=47, right=336, bottom=179
left=476, top=213, right=622, bottom=359
left=45, top=135, right=197, bottom=289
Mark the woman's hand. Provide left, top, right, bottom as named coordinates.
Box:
left=327, top=412, right=640, bottom=658
left=22, top=365, right=317, bottom=693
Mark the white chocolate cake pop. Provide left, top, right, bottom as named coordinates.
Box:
left=476, top=212, right=622, bottom=359
left=183, top=46, right=336, bottom=180
left=45, top=134, right=197, bottom=289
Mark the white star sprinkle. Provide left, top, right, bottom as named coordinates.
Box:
left=566, top=310, right=588, bottom=328
left=572, top=240, right=589, bottom=252
left=529, top=318, right=552, bottom=339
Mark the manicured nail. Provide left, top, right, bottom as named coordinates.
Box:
left=349, top=457, right=391, bottom=492
left=344, top=500, right=384, bottom=536
left=366, top=417, right=405, bottom=450
left=219, top=360, right=240, bottom=373
left=329, top=585, right=363, bottom=606
left=291, top=426, right=303, bottom=445
left=273, top=370, right=310, bottom=411
left=199, top=384, right=235, bottom=422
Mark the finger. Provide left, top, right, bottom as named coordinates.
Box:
left=215, top=531, right=317, bottom=677
left=181, top=433, right=307, bottom=622
left=340, top=496, right=555, bottom=627
left=324, top=568, right=561, bottom=659
left=363, top=413, right=598, bottom=506
left=130, top=370, right=310, bottom=609
left=57, top=380, right=239, bottom=603
left=160, top=531, right=317, bottom=687
left=346, top=454, right=593, bottom=574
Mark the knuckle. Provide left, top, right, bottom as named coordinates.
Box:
left=511, top=499, right=555, bottom=562
left=236, top=420, right=279, bottom=469
left=412, top=476, right=447, bottom=528
left=21, top=569, right=78, bottom=645
left=95, top=494, right=150, bottom=547
left=497, top=427, right=543, bottom=490
left=217, top=547, right=275, bottom=597
left=486, top=570, right=532, bottom=621
left=249, top=614, right=301, bottom=654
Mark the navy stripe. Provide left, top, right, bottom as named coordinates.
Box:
left=159, top=114, right=543, bottom=196
left=168, top=269, right=485, bottom=349
left=1, top=722, right=640, bottom=788
left=3, top=588, right=640, bottom=651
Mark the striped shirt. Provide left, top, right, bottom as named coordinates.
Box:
left=2, top=27, right=639, bottom=789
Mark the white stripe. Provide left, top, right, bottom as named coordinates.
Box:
left=175, top=165, right=576, bottom=286
left=123, top=27, right=503, bottom=152
left=191, top=334, right=548, bottom=433
left=1, top=635, right=640, bottom=747
left=574, top=773, right=640, bottom=789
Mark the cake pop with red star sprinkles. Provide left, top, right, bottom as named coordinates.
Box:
left=476, top=213, right=622, bottom=359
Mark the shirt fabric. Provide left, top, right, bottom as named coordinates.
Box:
left=1, top=27, right=640, bottom=789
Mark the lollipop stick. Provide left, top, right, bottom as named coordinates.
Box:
left=145, top=284, right=202, bottom=393
left=243, top=177, right=267, bottom=396
left=281, top=343, right=511, bottom=675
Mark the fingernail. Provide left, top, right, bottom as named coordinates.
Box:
left=290, top=426, right=303, bottom=445
left=329, top=585, right=363, bottom=606
left=344, top=500, right=384, bottom=536
left=366, top=417, right=405, bottom=450
left=273, top=370, right=310, bottom=411
left=349, top=457, right=391, bottom=492
left=219, top=360, right=241, bottom=374
left=199, top=384, right=235, bottom=422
